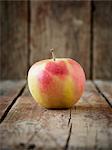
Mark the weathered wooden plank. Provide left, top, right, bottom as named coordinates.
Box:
left=0, top=1, right=28, bottom=79
left=93, top=1, right=112, bottom=79
left=0, top=81, right=112, bottom=149
left=22, top=84, right=31, bottom=97
left=0, top=80, right=25, bottom=120
left=69, top=81, right=112, bottom=149
left=0, top=86, right=70, bottom=150
left=30, top=1, right=91, bottom=78
left=95, top=80, right=112, bottom=106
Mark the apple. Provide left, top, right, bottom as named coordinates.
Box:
left=28, top=49, right=86, bottom=109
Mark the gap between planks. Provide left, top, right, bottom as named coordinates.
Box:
left=64, top=108, right=72, bottom=150
left=90, top=0, right=94, bottom=80
left=0, top=83, right=26, bottom=124
left=27, top=0, right=31, bottom=72
left=64, top=123, right=72, bottom=150
left=93, top=81, right=112, bottom=108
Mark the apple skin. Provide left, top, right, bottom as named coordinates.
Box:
left=28, top=58, right=86, bottom=109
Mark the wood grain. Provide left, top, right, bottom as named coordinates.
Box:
left=69, top=81, right=112, bottom=149
left=0, top=95, right=70, bottom=149
left=30, top=1, right=91, bottom=78
left=93, top=1, right=112, bottom=79
left=0, top=1, right=28, bottom=79
left=0, top=81, right=112, bottom=149
left=0, top=1, right=112, bottom=80
left=95, top=80, right=112, bottom=106
left=0, top=80, right=25, bottom=120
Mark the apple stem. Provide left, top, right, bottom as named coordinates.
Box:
left=50, top=48, right=56, bottom=61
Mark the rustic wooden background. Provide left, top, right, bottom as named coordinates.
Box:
left=0, top=1, right=112, bottom=80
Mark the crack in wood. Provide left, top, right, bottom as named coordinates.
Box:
left=66, top=107, right=73, bottom=149
left=93, top=81, right=112, bottom=108
left=0, top=83, right=26, bottom=124
left=90, top=0, right=94, bottom=80
left=68, top=108, right=71, bottom=126
left=64, top=123, right=72, bottom=150
left=27, top=0, right=31, bottom=73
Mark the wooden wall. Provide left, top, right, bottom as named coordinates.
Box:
left=93, top=1, right=112, bottom=80
left=0, top=1, right=28, bottom=79
left=0, top=1, right=112, bottom=80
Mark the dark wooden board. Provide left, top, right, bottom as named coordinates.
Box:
left=0, top=81, right=112, bottom=149
left=0, top=1, right=28, bottom=79
left=69, top=81, right=112, bottom=149
left=30, top=1, right=91, bottom=78
left=93, top=1, right=112, bottom=79
left=0, top=96, right=70, bottom=149
left=0, top=80, right=25, bottom=120
left=95, top=80, right=112, bottom=106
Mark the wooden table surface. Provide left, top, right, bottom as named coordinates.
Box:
left=0, top=80, right=112, bottom=150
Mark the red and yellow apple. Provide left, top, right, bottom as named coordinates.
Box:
left=28, top=51, right=86, bottom=109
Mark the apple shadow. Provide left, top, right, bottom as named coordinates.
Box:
left=45, top=107, right=70, bottom=110
left=45, top=105, right=109, bottom=111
